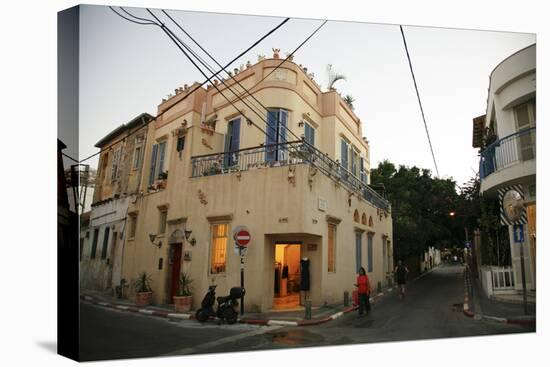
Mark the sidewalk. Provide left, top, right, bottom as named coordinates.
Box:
left=463, top=267, right=536, bottom=325
left=81, top=268, right=437, bottom=326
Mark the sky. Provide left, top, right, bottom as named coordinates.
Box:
left=79, top=5, right=535, bottom=188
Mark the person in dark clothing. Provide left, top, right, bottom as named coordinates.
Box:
left=355, top=267, right=371, bottom=316
left=394, top=260, right=409, bottom=299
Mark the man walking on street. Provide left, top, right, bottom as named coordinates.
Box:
left=394, top=260, right=409, bottom=300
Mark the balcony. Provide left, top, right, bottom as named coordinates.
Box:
left=190, top=140, right=391, bottom=211
left=479, top=127, right=536, bottom=179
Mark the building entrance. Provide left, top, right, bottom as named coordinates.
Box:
left=273, top=243, right=301, bottom=309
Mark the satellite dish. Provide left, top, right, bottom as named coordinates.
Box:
left=502, top=189, right=524, bottom=223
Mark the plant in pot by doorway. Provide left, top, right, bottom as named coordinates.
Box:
left=132, top=272, right=153, bottom=307
left=173, top=272, right=193, bottom=313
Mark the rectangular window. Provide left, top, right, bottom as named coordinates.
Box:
left=304, top=123, right=315, bottom=146
left=367, top=234, right=373, bottom=272
left=514, top=100, right=536, bottom=161
left=266, top=109, right=288, bottom=162
left=328, top=223, right=336, bottom=272
left=101, top=227, right=110, bottom=259
left=351, top=149, right=358, bottom=176
left=80, top=238, right=84, bottom=262
left=360, top=157, right=366, bottom=183
left=111, top=149, right=121, bottom=181
left=129, top=214, right=137, bottom=239
left=133, top=146, right=142, bottom=170
left=210, top=224, right=228, bottom=274
left=157, top=141, right=167, bottom=175
left=148, top=144, right=159, bottom=185
left=90, top=228, right=99, bottom=259
left=224, top=118, right=241, bottom=167
left=158, top=209, right=167, bottom=235
left=340, top=139, right=349, bottom=171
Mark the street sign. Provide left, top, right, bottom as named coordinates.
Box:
left=513, top=224, right=524, bottom=243
left=233, top=243, right=248, bottom=256
left=233, top=226, right=251, bottom=247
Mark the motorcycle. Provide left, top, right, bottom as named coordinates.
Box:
left=195, top=284, right=245, bottom=324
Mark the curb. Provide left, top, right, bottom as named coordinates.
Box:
left=81, top=295, right=194, bottom=320
left=462, top=269, right=535, bottom=325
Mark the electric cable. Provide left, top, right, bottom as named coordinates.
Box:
left=399, top=25, right=440, bottom=177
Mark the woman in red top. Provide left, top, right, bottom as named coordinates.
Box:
left=355, top=267, right=371, bottom=316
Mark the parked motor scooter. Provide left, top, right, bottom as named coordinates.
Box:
left=195, top=284, right=245, bottom=324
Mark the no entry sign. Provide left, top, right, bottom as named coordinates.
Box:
left=233, top=225, right=251, bottom=247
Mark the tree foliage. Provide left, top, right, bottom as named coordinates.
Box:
left=371, top=160, right=465, bottom=258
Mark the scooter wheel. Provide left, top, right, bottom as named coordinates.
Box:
left=223, top=308, right=238, bottom=325
left=195, top=309, right=208, bottom=322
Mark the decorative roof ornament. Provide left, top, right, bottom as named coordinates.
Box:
left=272, top=48, right=281, bottom=59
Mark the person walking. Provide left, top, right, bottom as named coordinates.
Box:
left=355, top=267, right=371, bottom=316
left=394, top=260, right=409, bottom=300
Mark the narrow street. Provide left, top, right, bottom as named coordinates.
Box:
left=80, top=264, right=534, bottom=360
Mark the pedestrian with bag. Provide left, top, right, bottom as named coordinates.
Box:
left=355, top=267, right=371, bottom=317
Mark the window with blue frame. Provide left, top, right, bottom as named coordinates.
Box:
left=304, top=122, right=315, bottom=146
left=340, top=139, right=349, bottom=170
left=224, top=118, right=241, bottom=167
left=148, top=141, right=167, bottom=186
left=367, top=234, right=373, bottom=272
left=355, top=232, right=362, bottom=273
left=266, top=109, right=288, bottom=162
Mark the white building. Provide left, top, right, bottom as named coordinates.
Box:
left=473, top=44, right=536, bottom=297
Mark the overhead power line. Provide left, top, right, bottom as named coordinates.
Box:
left=78, top=8, right=290, bottom=164
left=399, top=25, right=440, bottom=177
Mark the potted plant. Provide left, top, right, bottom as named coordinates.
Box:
left=173, top=272, right=193, bottom=313
left=132, top=272, right=153, bottom=307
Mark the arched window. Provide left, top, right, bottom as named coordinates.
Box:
left=361, top=213, right=367, bottom=225
left=353, top=209, right=359, bottom=223
left=368, top=216, right=373, bottom=227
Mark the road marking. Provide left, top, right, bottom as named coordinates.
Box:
left=163, top=325, right=283, bottom=356
left=268, top=320, right=297, bottom=326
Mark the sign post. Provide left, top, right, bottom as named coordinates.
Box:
left=233, top=226, right=251, bottom=316
left=502, top=190, right=528, bottom=315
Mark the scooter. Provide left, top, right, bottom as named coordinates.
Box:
left=195, top=284, right=245, bottom=324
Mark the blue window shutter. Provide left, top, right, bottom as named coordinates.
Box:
left=341, top=140, right=348, bottom=169
left=355, top=232, right=362, bottom=273
left=279, top=110, right=288, bottom=161
left=266, top=110, right=278, bottom=162
left=360, top=157, right=365, bottom=183
left=148, top=144, right=158, bottom=185
left=367, top=235, right=373, bottom=272
left=305, top=123, right=315, bottom=146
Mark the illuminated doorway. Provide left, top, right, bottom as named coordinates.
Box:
left=273, top=243, right=301, bottom=309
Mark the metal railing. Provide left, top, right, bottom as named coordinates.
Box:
left=191, top=140, right=391, bottom=211
left=479, top=127, right=536, bottom=179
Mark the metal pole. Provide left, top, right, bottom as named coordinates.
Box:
left=240, top=248, right=244, bottom=316
left=519, top=241, right=528, bottom=315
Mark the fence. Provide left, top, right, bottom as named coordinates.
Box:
left=479, top=127, right=536, bottom=179
left=191, top=140, right=391, bottom=211
left=479, top=265, right=515, bottom=298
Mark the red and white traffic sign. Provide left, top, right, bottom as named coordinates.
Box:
left=233, top=226, right=251, bottom=247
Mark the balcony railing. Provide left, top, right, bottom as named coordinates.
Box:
left=191, top=140, right=391, bottom=211
left=479, top=127, right=536, bottom=179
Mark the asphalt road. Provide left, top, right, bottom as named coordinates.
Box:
left=80, top=264, right=534, bottom=361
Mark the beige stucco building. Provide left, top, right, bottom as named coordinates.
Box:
left=80, top=113, right=153, bottom=292
left=90, top=51, right=393, bottom=312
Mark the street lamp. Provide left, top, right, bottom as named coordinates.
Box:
left=148, top=233, right=162, bottom=248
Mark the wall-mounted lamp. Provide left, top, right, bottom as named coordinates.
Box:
left=184, top=229, right=197, bottom=246
left=298, top=120, right=304, bottom=127
left=184, top=229, right=192, bottom=240
left=149, top=233, right=162, bottom=248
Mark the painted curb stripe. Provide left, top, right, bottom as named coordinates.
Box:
left=138, top=309, right=154, bottom=315
left=239, top=319, right=269, bottom=325
left=168, top=313, right=190, bottom=319
left=330, top=311, right=344, bottom=320
left=267, top=320, right=298, bottom=326
left=116, top=305, right=129, bottom=310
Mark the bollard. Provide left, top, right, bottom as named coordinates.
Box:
left=305, top=300, right=312, bottom=320
left=344, top=291, right=350, bottom=307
